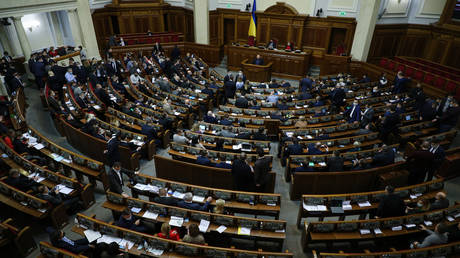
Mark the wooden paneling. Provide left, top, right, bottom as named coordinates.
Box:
left=227, top=45, right=311, bottom=79
left=92, top=3, right=193, bottom=49
left=368, top=23, right=460, bottom=69
left=237, top=18, right=250, bottom=42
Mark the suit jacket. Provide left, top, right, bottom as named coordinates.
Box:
left=376, top=193, right=406, bottom=218
left=330, top=88, right=345, bottom=106
left=286, top=144, right=303, bottom=156
left=253, top=58, right=264, bottom=65
left=141, top=124, right=157, bottom=141
left=254, top=156, right=271, bottom=186
left=37, top=192, right=62, bottom=206
left=299, top=78, right=312, bottom=92
left=107, top=138, right=121, bottom=166
left=177, top=200, right=210, bottom=211
left=4, top=175, right=37, bottom=191
left=327, top=156, right=344, bottom=172
left=153, top=196, right=178, bottom=206
left=231, top=159, right=254, bottom=191
left=361, top=107, right=374, bottom=125
left=235, top=97, right=249, bottom=108
left=431, top=198, right=449, bottom=210
left=54, top=238, right=90, bottom=254
left=224, top=81, right=236, bottom=98
left=406, top=150, right=434, bottom=173
left=108, top=168, right=133, bottom=194
left=196, top=156, right=213, bottom=167
left=345, top=104, right=361, bottom=123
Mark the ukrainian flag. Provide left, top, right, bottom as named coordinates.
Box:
left=248, top=0, right=256, bottom=45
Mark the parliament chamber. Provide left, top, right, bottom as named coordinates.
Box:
left=1, top=0, right=460, bottom=257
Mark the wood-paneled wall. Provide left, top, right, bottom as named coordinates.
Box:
left=368, top=23, right=460, bottom=69
left=92, top=2, right=194, bottom=50
left=212, top=3, right=356, bottom=65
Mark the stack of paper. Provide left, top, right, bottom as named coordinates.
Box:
left=131, top=207, right=142, bottom=214
left=342, top=200, right=353, bottom=210
left=146, top=247, right=164, bottom=256
left=142, top=211, right=159, bottom=220
left=374, top=228, right=382, bottom=234
left=169, top=216, right=184, bottom=227
left=358, top=201, right=372, bottom=207
left=216, top=225, right=227, bottom=233
left=303, top=203, right=327, bottom=211
left=405, top=224, right=416, bottom=229
left=55, top=184, right=73, bottom=195
left=192, top=195, right=205, bottom=202
left=391, top=226, right=402, bottom=231
left=84, top=229, right=102, bottom=242
left=118, top=239, right=135, bottom=250
left=238, top=227, right=251, bottom=235
left=359, top=229, right=371, bottom=235
left=172, top=191, right=185, bottom=199
left=96, top=234, right=122, bottom=244
left=410, top=193, right=422, bottom=199
left=199, top=219, right=210, bottom=232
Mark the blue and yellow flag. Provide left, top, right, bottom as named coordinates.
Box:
left=248, top=0, right=256, bottom=38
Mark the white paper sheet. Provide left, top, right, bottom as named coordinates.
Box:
left=405, top=224, right=416, bottom=229
left=118, top=239, right=135, bottom=250
left=33, top=143, right=45, bottom=150
left=360, top=229, right=371, bottom=235
left=192, top=196, right=205, bottom=202
left=131, top=207, right=142, bottom=214
left=147, top=247, right=164, bottom=256
left=216, top=225, right=227, bottom=233
left=374, top=228, right=382, bottom=234
left=172, top=191, right=185, bottom=199
left=169, top=216, right=184, bottom=227
left=238, top=227, right=251, bottom=235
left=84, top=229, right=102, bottom=242
left=142, top=211, right=159, bottom=220
left=391, top=226, right=402, bottom=231
left=358, top=201, right=371, bottom=207
left=424, top=221, right=433, bottom=226
left=56, top=184, right=73, bottom=195
left=199, top=219, right=210, bottom=232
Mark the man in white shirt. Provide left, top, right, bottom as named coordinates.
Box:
left=130, top=72, right=142, bottom=85
left=173, top=130, right=190, bottom=145
left=65, top=68, right=77, bottom=83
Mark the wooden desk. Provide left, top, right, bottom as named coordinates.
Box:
left=227, top=45, right=311, bottom=79
left=241, top=58, right=272, bottom=82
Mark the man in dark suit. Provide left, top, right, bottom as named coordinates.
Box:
left=219, top=114, right=233, bottom=126
left=105, top=133, right=121, bottom=166
left=330, top=84, right=346, bottom=111
left=298, top=91, right=312, bottom=100
left=153, top=188, right=178, bottom=206
left=108, top=162, right=135, bottom=197
left=36, top=185, right=80, bottom=212
left=360, top=104, right=374, bottom=127
left=277, top=100, right=288, bottom=110
left=223, top=77, right=236, bottom=104
left=235, top=71, right=246, bottom=82
left=406, top=141, right=434, bottom=184
left=327, top=150, right=344, bottom=172
left=286, top=138, right=303, bottom=156
left=252, top=54, right=264, bottom=65
left=75, top=93, right=88, bottom=109
left=299, top=74, right=312, bottom=92
left=196, top=150, right=213, bottom=167
left=344, top=100, right=361, bottom=123
left=73, top=62, right=88, bottom=84
left=376, top=185, right=406, bottom=218
left=201, top=84, right=214, bottom=98
left=153, top=42, right=163, bottom=53
left=50, top=229, right=90, bottom=254
left=141, top=119, right=158, bottom=141
left=252, top=127, right=267, bottom=141
left=95, top=83, right=112, bottom=107
left=231, top=153, right=255, bottom=191
left=372, top=145, right=395, bottom=167
left=177, top=192, right=212, bottom=211
left=32, top=57, right=46, bottom=89
left=254, top=147, right=271, bottom=192
left=428, top=139, right=445, bottom=181
left=235, top=94, right=249, bottom=108
left=4, top=169, right=39, bottom=192
left=116, top=208, right=148, bottom=233
left=434, top=100, right=460, bottom=133
left=431, top=192, right=449, bottom=210
left=268, top=79, right=279, bottom=89
left=8, top=72, right=24, bottom=93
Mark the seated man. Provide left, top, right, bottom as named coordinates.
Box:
left=235, top=94, right=249, bottom=108
left=376, top=185, right=405, bottom=218
left=173, top=130, right=190, bottom=145
left=252, top=127, right=267, bottom=141
left=36, top=185, right=81, bottom=214
left=219, top=114, right=233, bottom=126
left=277, top=100, right=288, bottom=110
left=4, top=168, right=39, bottom=192
left=252, top=54, right=264, bottom=65
left=411, top=223, right=448, bottom=249
left=249, top=99, right=261, bottom=110
left=153, top=188, right=178, bottom=206
left=307, top=142, right=325, bottom=155
left=430, top=192, right=449, bottom=210
left=196, top=150, right=213, bottom=167
left=177, top=192, right=212, bottom=211
left=116, top=208, right=148, bottom=233
left=50, top=229, right=90, bottom=254
left=203, top=111, right=218, bottom=124
left=327, top=150, right=344, bottom=172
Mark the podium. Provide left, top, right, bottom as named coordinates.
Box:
left=241, top=59, right=273, bottom=82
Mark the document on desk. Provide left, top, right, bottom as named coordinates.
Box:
left=359, top=229, right=371, bottom=235
left=33, top=143, right=45, bottom=150
left=142, top=211, right=159, bottom=220
left=374, top=228, right=382, bottom=234
left=391, top=226, right=402, bottom=231
left=133, top=183, right=147, bottom=191
left=169, top=216, right=184, bottom=227
left=405, top=224, right=416, bottom=229
left=56, top=184, right=73, bottom=195
left=238, top=227, right=251, bottom=235
left=358, top=201, right=372, bottom=207
left=216, top=225, right=227, bottom=233
left=118, top=239, right=135, bottom=250
left=130, top=207, right=142, bottom=214
left=192, top=195, right=205, bottom=202
left=147, top=247, right=164, bottom=256
left=84, top=229, right=102, bottom=242
left=172, top=191, right=185, bottom=199
left=97, top=235, right=122, bottom=244
left=199, top=219, right=210, bottom=232
left=342, top=200, right=353, bottom=210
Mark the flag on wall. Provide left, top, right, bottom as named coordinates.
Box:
left=248, top=0, right=256, bottom=46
